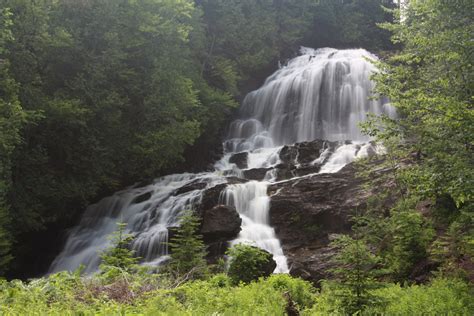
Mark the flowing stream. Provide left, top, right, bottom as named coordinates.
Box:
left=49, top=48, right=394, bottom=274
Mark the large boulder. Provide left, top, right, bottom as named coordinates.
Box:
left=200, top=205, right=241, bottom=242
left=229, top=152, right=249, bottom=169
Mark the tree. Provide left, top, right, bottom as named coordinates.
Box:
left=0, top=6, right=26, bottom=276
left=168, top=211, right=208, bottom=279
left=327, top=234, right=384, bottom=315
left=372, top=0, right=473, bottom=208
left=226, top=243, right=276, bottom=285
left=100, top=222, right=139, bottom=274
left=306, top=0, right=396, bottom=51
left=386, top=208, right=434, bottom=280
left=0, top=0, right=234, bottom=277
left=365, top=0, right=473, bottom=282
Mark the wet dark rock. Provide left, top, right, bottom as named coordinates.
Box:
left=174, top=180, right=207, bottom=196
left=229, top=152, right=248, bottom=169
left=243, top=168, right=271, bottom=181
left=131, top=191, right=152, bottom=204
left=199, top=183, right=228, bottom=214
left=409, top=258, right=440, bottom=284
left=196, top=182, right=246, bottom=261
left=279, top=139, right=338, bottom=166
left=200, top=205, right=242, bottom=242
left=276, top=140, right=339, bottom=181
left=226, top=176, right=248, bottom=185
left=198, top=177, right=247, bottom=215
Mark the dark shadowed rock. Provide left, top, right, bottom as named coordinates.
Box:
left=243, top=168, right=271, bottom=180
left=199, top=183, right=228, bottom=215
left=229, top=152, right=248, bottom=169
left=288, top=245, right=337, bottom=284
left=174, top=180, right=207, bottom=196
left=269, top=159, right=396, bottom=283
left=279, top=139, right=338, bottom=165
left=200, top=205, right=241, bottom=242
left=196, top=181, right=247, bottom=261
left=131, top=191, right=152, bottom=204
left=198, top=177, right=247, bottom=214
left=276, top=140, right=339, bottom=181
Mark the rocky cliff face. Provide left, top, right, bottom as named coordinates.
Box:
left=195, top=140, right=395, bottom=283
left=268, top=161, right=394, bottom=283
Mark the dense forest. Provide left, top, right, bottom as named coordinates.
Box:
left=0, top=0, right=473, bottom=315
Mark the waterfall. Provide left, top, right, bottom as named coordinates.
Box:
left=49, top=47, right=394, bottom=274
left=225, top=47, right=395, bottom=152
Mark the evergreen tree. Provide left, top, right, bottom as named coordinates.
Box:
left=168, top=211, right=208, bottom=279
left=327, top=234, right=384, bottom=315
left=100, top=222, right=139, bottom=274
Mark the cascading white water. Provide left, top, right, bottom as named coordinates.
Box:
left=220, top=181, right=289, bottom=273
left=225, top=47, right=395, bottom=152
left=50, top=47, right=394, bottom=274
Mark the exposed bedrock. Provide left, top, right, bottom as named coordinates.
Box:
left=268, top=159, right=396, bottom=284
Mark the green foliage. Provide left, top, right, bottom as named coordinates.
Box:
left=0, top=271, right=318, bottom=315
left=309, top=277, right=473, bottom=316
left=266, top=274, right=316, bottom=310
left=226, top=243, right=275, bottom=285
left=366, top=278, right=474, bottom=315
left=371, top=0, right=473, bottom=208
left=307, top=0, right=396, bottom=51
left=360, top=0, right=473, bottom=285
left=0, top=6, right=27, bottom=275
left=168, top=211, right=208, bottom=279
left=431, top=211, right=474, bottom=280
left=100, top=222, right=139, bottom=277
left=326, top=234, right=385, bottom=315
left=386, top=209, right=434, bottom=280
left=0, top=266, right=470, bottom=315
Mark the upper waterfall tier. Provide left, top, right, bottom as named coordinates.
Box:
left=225, top=47, right=395, bottom=152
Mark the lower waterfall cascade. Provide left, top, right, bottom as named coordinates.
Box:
left=49, top=47, right=395, bottom=274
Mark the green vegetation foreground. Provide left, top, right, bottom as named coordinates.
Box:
left=0, top=271, right=472, bottom=315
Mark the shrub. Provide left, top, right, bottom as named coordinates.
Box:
left=226, top=243, right=276, bottom=285
left=266, top=274, right=316, bottom=310
left=366, top=278, right=474, bottom=315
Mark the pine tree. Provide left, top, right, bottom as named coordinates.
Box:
left=168, top=211, right=208, bottom=279
left=328, top=234, right=384, bottom=315
left=100, top=222, right=139, bottom=273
